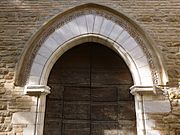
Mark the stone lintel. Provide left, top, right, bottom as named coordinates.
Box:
left=25, top=85, right=51, bottom=96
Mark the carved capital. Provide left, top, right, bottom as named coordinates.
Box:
left=24, top=85, right=51, bottom=96
left=130, top=85, right=156, bottom=96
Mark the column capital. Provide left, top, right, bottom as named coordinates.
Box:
left=24, top=85, right=51, bottom=96
left=130, top=85, right=157, bottom=95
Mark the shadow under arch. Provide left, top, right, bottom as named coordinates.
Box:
left=14, top=3, right=168, bottom=87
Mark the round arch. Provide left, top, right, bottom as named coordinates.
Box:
left=40, top=35, right=141, bottom=86
left=15, top=3, right=168, bottom=87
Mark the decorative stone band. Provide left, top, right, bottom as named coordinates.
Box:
left=21, top=6, right=164, bottom=87
left=28, top=11, right=154, bottom=85
left=24, top=85, right=51, bottom=96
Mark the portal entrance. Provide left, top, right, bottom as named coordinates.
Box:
left=44, top=42, right=136, bottom=135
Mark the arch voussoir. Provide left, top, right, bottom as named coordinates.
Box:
left=27, top=11, right=158, bottom=86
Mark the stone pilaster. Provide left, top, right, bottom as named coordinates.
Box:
left=130, top=86, right=171, bottom=135
left=12, top=85, right=50, bottom=135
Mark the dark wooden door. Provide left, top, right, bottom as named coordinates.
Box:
left=44, top=42, right=136, bottom=135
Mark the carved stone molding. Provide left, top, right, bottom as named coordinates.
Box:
left=130, top=85, right=156, bottom=95
left=17, top=5, right=161, bottom=86
left=25, top=85, right=51, bottom=96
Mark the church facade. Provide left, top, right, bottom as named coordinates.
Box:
left=0, top=1, right=180, bottom=135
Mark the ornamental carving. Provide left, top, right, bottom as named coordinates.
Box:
left=21, top=7, right=160, bottom=86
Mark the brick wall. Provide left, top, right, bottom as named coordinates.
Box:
left=0, top=0, right=179, bottom=134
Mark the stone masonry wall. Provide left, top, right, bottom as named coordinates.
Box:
left=0, top=0, right=179, bottom=134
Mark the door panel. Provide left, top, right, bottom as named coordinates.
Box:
left=91, top=87, right=117, bottom=102
left=91, top=103, right=118, bottom=121
left=62, top=120, right=90, bottom=135
left=44, top=42, right=136, bottom=135
left=63, top=86, right=90, bottom=101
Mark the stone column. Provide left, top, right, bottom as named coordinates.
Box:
left=130, top=86, right=171, bottom=135
left=12, top=85, right=50, bottom=135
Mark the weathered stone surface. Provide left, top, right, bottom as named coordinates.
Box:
left=0, top=0, right=179, bottom=134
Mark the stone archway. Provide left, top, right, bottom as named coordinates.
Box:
left=15, top=3, right=168, bottom=87
left=27, top=13, right=156, bottom=86
left=13, top=3, right=170, bottom=135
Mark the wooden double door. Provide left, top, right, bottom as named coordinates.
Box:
left=44, top=42, right=136, bottom=135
